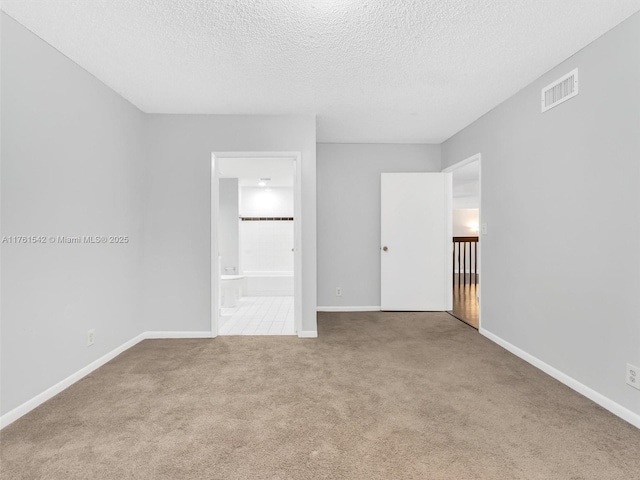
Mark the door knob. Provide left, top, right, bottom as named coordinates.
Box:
left=382, top=246, right=388, bottom=252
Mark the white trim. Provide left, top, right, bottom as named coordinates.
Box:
left=317, top=306, right=381, bottom=312
left=0, top=330, right=217, bottom=429
left=442, top=153, right=481, bottom=173
left=298, top=330, right=318, bottom=338
left=0, top=332, right=146, bottom=429
left=211, top=154, right=220, bottom=338
left=443, top=172, right=453, bottom=310
left=480, top=328, right=640, bottom=429
left=145, top=331, right=213, bottom=339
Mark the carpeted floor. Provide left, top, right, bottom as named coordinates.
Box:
left=1, top=312, right=639, bottom=479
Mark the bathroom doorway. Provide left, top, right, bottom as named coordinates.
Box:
left=211, top=152, right=301, bottom=336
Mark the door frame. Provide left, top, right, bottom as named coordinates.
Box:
left=442, top=153, right=482, bottom=329
left=211, top=151, right=302, bottom=337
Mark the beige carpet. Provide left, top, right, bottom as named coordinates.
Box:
left=1, top=312, right=639, bottom=479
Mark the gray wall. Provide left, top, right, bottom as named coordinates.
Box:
left=317, top=144, right=441, bottom=307
left=442, top=12, right=640, bottom=416
left=219, top=179, right=239, bottom=275
left=0, top=14, right=318, bottom=418
left=143, top=114, right=317, bottom=333
left=1, top=14, right=146, bottom=415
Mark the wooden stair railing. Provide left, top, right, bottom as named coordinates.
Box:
left=453, top=236, right=479, bottom=286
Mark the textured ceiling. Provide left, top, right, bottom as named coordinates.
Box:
left=2, top=0, right=640, bottom=143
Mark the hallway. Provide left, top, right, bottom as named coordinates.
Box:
left=448, top=274, right=479, bottom=329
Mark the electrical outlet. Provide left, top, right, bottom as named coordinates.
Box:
left=335, top=287, right=342, bottom=297
left=627, top=364, right=640, bottom=390
left=87, top=329, right=95, bottom=346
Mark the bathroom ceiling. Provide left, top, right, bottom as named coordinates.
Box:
left=2, top=1, right=640, bottom=143
left=217, top=158, right=295, bottom=188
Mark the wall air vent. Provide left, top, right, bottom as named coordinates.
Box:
left=541, top=68, right=579, bottom=112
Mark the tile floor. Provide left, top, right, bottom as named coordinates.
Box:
left=219, top=296, right=295, bottom=335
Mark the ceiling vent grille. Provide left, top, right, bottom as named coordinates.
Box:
left=541, top=68, right=579, bottom=112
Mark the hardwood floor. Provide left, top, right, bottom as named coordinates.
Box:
left=448, top=274, right=479, bottom=329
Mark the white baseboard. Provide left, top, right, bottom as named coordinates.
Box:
left=0, top=332, right=146, bottom=429
left=0, top=330, right=213, bottom=430
left=317, top=306, right=381, bottom=312
left=298, top=330, right=318, bottom=338
left=6, top=325, right=637, bottom=430
left=480, top=328, right=640, bottom=429
left=145, top=331, right=213, bottom=339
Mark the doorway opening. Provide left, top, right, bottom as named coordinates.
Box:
left=442, top=154, right=481, bottom=329
left=211, top=152, right=302, bottom=336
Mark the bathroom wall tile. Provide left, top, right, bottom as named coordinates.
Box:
left=240, top=221, right=294, bottom=273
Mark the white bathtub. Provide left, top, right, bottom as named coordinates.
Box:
left=243, top=271, right=293, bottom=296
left=221, top=275, right=244, bottom=308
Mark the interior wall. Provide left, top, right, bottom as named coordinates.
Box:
left=0, top=14, right=146, bottom=415
left=453, top=209, right=479, bottom=237
left=442, top=12, right=640, bottom=417
left=239, top=187, right=294, bottom=217
left=240, top=219, right=294, bottom=275
left=239, top=187, right=294, bottom=275
left=218, top=178, right=239, bottom=275
left=317, top=143, right=441, bottom=308
left=143, top=115, right=316, bottom=333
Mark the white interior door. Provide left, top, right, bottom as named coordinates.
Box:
left=381, top=173, right=452, bottom=311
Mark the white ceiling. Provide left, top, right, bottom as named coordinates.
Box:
left=217, top=157, right=294, bottom=187
left=3, top=0, right=639, bottom=143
